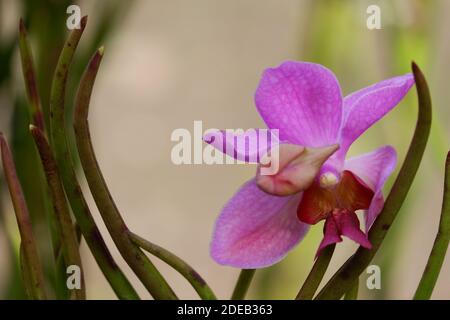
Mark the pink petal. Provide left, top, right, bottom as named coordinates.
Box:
left=335, top=210, right=372, bottom=249
left=203, top=129, right=279, bottom=162
left=335, top=74, right=414, bottom=161
left=344, top=146, right=397, bottom=231
left=316, top=209, right=371, bottom=257
left=255, top=61, right=342, bottom=147
left=210, top=179, right=309, bottom=268
left=317, top=216, right=342, bottom=256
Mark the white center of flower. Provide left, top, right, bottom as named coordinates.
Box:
left=319, top=172, right=339, bottom=188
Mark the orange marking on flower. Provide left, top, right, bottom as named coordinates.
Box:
left=297, top=170, right=374, bottom=225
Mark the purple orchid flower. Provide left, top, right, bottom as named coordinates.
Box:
left=205, top=61, right=414, bottom=268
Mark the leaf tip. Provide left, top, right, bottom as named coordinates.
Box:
left=411, top=61, right=424, bottom=80
left=19, top=18, right=26, bottom=34
left=0, top=133, right=8, bottom=159
left=29, top=124, right=47, bottom=144
left=29, top=124, right=37, bottom=132
left=80, top=15, right=88, bottom=29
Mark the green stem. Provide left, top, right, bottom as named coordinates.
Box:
left=18, top=19, right=45, bottom=132
left=316, top=62, right=432, bottom=300
left=231, top=269, right=256, bottom=300
left=296, top=244, right=335, bottom=300
left=19, top=18, right=63, bottom=298
left=130, top=232, right=216, bottom=300
left=30, top=125, right=85, bottom=300
left=54, top=222, right=82, bottom=299
left=49, top=16, right=139, bottom=300
left=1, top=134, right=47, bottom=299
left=73, top=47, right=177, bottom=300
left=344, top=279, right=359, bottom=300
left=0, top=198, right=27, bottom=299
left=414, top=151, right=450, bottom=299
left=19, top=244, right=33, bottom=299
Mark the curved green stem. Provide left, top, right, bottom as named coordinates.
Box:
left=316, top=62, right=432, bottom=300
left=18, top=19, right=45, bottom=132
left=19, top=19, right=64, bottom=298
left=49, top=16, right=139, bottom=300
left=30, top=125, right=85, bottom=299
left=73, top=47, right=177, bottom=300
left=130, top=232, right=216, bottom=300
left=1, top=134, right=47, bottom=299
left=414, top=151, right=450, bottom=299
left=344, top=278, right=359, bottom=300
left=296, top=244, right=335, bottom=300
left=231, top=269, right=255, bottom=300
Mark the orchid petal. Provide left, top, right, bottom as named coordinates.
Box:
left=255, top=61, right=342, bottom=147
left=344, top=146, right=397, bottom=231
left=336, top=74, right=414, bottom=160
left=256, top=144, right=339, bottom=196
left=336, top=210, right=372, bottom=249
left=210, top=179, right=309, bottom=268
left=316, top=209, right=371, bottom=257
left=203, top=129, right=279, bottom=163
left=317, top=216, right=342, bottom=256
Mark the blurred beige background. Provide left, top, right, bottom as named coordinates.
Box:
left=1, top=0, right=450, bottom=299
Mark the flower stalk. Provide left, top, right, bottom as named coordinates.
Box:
left=296, top=244, right=335, bottom=300
left=315, top=62, right=432, bottom=300
left=231, top=269, right=256, bottom=300
left=73, top=47, right=177, bottom=300
left=49, top=16, right=139, bottom=300
left=130, top=232, right=217, bottom=300
left=414, top=151, right=450, bottom=299
left=344, top=279, right=359, bottom=300
left=1, top=134, right=47, bottom=299
left=30, top=125, right=85, bottom=300
left=19, top=245, right=33, bottom=298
